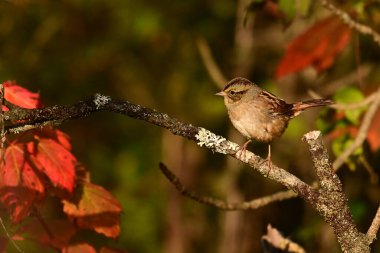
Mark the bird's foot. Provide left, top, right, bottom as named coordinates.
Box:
left=236, top=140, right=252, bottom=160
left=263, top=145, right=272, bottom=177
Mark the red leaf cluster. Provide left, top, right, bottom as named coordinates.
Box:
left=0, top=81, right=123, bottom=251
left=276, top=16, right=352, bottom=78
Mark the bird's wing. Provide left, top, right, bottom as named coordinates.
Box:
left=258, top=91, right=294, bottom=117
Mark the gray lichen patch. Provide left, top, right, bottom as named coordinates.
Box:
left=303, top=130, right=321, bottom=141
left=195, top=128, right=239, bottom=154
left=94, top=94, right=111, bottom=109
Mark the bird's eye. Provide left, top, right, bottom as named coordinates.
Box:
left=228, top=90, right=236, bottom=96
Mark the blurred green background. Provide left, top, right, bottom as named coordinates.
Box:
left=1, top=0, right=380, bottom=252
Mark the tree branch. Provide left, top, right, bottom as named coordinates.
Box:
left=367, top=206, right=380, bottom=243
left=302, top=131, right=370, bottom=253
left=3, top=94, right=374, bottom=252
left=262, top=224, right=306, bottom=253
left=4, top=94, right=312, bottom=196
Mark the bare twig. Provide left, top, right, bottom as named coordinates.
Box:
left=367, top=206, right=380, bottom=242
left=0, top=84, right=5, bottom=163
left=262, top=224, right=306, bottom=253
left=333, top=85, right=380, bottom=170
left=196, top=38, right=227, bottom=88
left=0, top=216, right=24, bottom=253
left=159, top=162, right=297, bottom=210
left=320, top=0, right=380, bottom=46
left=359, top=156, right=378, bottom=185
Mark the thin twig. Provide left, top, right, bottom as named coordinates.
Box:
left=196, top=38, right=227, bottom=88
left=262, top=224, right=306, bottom=253
left=159, top=162, right=297, bottom=210
left=0, top=84, right=5, bottom=163
left=0, top=217, right=24, bottom=253
left=367, top=206, right=380, bottom=242
left=320, top=0, right=380, bottom=46
left=359, top=156, right=378, bottom=185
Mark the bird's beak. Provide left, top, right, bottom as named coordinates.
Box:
left=215, top=91, right=226, bottom=96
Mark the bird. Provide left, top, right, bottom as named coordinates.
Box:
left=216, top=77, right=334, bottom=165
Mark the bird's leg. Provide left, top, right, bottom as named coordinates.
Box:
left=265, top=144, right=272, bottom=176
left=237, top=139, right=252, bottom=159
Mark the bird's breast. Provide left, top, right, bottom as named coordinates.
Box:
left=228, top=106, right=289, bottom=143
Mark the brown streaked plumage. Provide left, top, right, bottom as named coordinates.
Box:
left=216, top=77, right=334, bottom=159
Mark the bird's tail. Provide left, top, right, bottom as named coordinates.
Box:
left=292, top=99, right=334, bottom=117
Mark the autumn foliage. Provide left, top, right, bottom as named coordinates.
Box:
left=276, top=15, right=352, bottom=78
left=0, top=81, right=122, bottom=252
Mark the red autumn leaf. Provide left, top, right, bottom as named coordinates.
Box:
left=276, top=16, right=351, bottom=78
left=62, top=243, right=97, bottom=253
left=367, top=108, right=380, bottom=152
left=53, top=129, right=72, bottom=150
left=35, top=128, right=72, bottom=151
left=327, top=125, right=358, bottom=141
left=0, top=144, right=44, bottom=223
left=16, top=219, right=76, bottom=249
left=28, top=138, right=76, bottom=194
left=62, top=181, right=122, bottom=239
left=2, top=80, right=41, bottom=109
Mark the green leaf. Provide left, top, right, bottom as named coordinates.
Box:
left=332, top=135, right=362, bottom=157
left=333, top=87, right=366, bottom=124
left=298, top=0, right=311, bottom=17
left=332, top=134, right=362, bottom=171
left=279, top=0, right=296, bottom=22
left=353, top=1, right=365, bottom=16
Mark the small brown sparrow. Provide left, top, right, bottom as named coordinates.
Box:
left=216, top=77, right=334, bottom=161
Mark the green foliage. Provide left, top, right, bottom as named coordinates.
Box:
left=316, top=108, right=335, bottom=133
left=334, top=87, right=366, bottom=124
left=298, top=0, right=312, bottom=17
left=332, top=134, right=363, bottom=170
left=279, top=0, right=296, bottom=22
